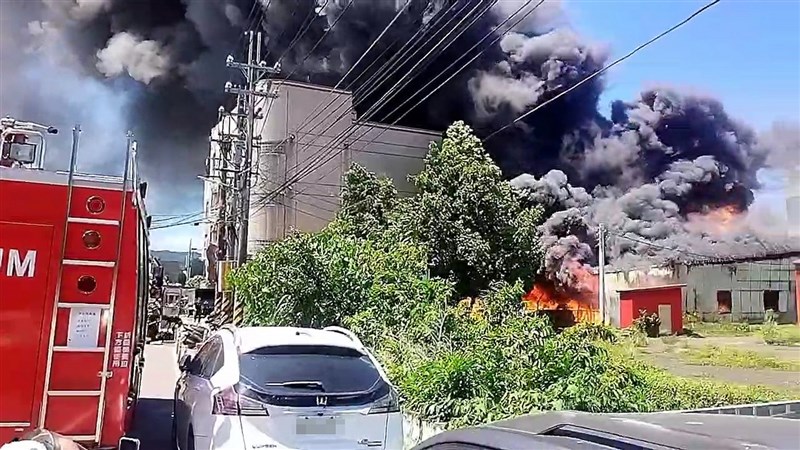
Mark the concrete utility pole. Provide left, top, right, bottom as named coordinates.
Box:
left=186, top=238, right=192, bottom=278
left=208, top=106, right=235, bottom=324
left=598, top=223, right=607, bottom=325
left=224, top=30, right=279, bottom=326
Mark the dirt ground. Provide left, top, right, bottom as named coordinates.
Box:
left=637, top=335, right=800, bottom=391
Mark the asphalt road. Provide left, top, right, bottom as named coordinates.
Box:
left=130, top=344, right=180, bottom=450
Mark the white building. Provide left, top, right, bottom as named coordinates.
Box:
left=203, top=80, right=441, bottom=264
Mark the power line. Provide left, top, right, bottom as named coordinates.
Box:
left=274, top=0, right=428, bottom=149
left=294, top=0, right=541, bottom=190
left=269, top=0, right=446, bottom=150
left=605, top=228, right=792, bottom=266
left=252, top=0, right=357, bottom=140
left=273, top=0, right=330, bottom=67
left=483, top=0, right=722, bottom=142
left=265, top=0, right=469, bottom=182
left=246, top=0, right=434, bottom=215
left=252, top=0, right=496, bottom=214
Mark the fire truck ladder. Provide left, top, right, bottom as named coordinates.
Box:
left=38, top=128, right=134, bottom=444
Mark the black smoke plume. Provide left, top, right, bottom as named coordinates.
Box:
left=0, top=0, right=796, bottom=273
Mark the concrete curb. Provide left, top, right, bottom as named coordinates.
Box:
left=402, top=414, right=446, bottom=449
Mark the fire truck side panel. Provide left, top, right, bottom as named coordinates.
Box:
left=98, top=191, right=141, bottom=446
left=60, top=264, right=115, bottom=304
left=65, top=222, right=121, bottom=262
left=44, top=396, right=98, bottom=436
left=0, top=180, right=67, bottom=444
left=1, top=169, right=147, bottom=446
left=67, top=184, right=125, bottom=223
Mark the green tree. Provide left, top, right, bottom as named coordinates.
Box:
left=389, top=121, right=545, bottom=296
left=229, top=228, right=453, bottom=333
left=335, top=163, right=398, bottom=239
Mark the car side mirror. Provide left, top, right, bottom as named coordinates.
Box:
left=118, top=437, right=140, bottom=450
left=178, top=354, right=193, bottom=372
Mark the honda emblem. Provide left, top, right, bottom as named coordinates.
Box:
left=316, top=396, right=327, bottom=407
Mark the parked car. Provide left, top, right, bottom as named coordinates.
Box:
left=172, top=325, right=403, bottom=450
left=411, top=410, right=800, bottom=450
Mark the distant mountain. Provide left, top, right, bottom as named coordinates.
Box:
left=152, top=250, right=204, bottom=283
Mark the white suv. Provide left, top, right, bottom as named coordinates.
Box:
left=172, top=325, right=404, bottom=450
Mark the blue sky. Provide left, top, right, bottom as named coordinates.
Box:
left=149, top=0, right=800, bottom=251
left=567, top=0, right=799, bottom=127
left=565, top=0, right=799, bottom=227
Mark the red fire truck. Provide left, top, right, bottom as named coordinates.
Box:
left=0, top=116, right=149, bottom=449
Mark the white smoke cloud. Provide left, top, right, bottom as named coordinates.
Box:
left=469, top=70, right=544, bottom=117
left=96, top=32, right=171, bottom=84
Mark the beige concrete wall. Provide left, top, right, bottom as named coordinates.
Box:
left=241, top=80, right=439, bottom=253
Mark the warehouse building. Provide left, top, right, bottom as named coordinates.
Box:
left=601, top=252, right=800, bottom=327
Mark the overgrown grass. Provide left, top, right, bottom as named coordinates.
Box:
left=686, top=319, right=800, bottom=347
left=688, top=321, right=756, bottom=337
left=679, top=345, right=800, bottom=371
left=761, top=323, right=800, bottom=347
left=605, top=342, right=789, bottom=410
left=378, top=318, right=797, bottom=429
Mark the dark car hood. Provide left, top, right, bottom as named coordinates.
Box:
left=481, top=410, right=800, bottom=450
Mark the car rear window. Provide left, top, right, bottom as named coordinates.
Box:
left=238, top=345, right=383, bottom=395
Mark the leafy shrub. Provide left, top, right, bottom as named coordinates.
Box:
left=561, top=321, right=619, bottom=343
left=633, top=309, right=661, bottom=337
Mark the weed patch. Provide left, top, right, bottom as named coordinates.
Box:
left=680, top=346, right=800, bottom=371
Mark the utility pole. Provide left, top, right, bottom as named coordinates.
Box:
left=208, top=106, right=234, bottom=325
left=598, top=224, right=607, bottom=325
left=186, top=238, right=192, bottom=278
left=224, top=30, right=279, bottom=326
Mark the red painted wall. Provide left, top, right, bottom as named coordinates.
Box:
left=619, top=286, right=683, bottom=333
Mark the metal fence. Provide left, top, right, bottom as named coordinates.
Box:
left=680, top=401, right=800, bottom=419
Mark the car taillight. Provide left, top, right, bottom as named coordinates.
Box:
left=86, top=196, right=105, bottom=214
left=77, top=275, right=97, bottom=294
left=212, top=386, right=269, bottom=416
left=82, top=230, right=101, bottom=249
left=368, top=388, right=400, bottom=414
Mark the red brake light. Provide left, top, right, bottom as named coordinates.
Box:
left=86, top=196, right=105, bottom=214
left=82, top=230, right=101, bottom=249
left=77, top=275, right=97, bottom=294
left=212, top=385, right=269, bottom=416
left=368, top=388, right=400, bottom=414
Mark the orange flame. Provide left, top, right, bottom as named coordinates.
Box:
left=706, top=205, right=739, bottom=226
left=523, top=263, right=600, bottom=326
left=687, top=204, right=742, bottom=234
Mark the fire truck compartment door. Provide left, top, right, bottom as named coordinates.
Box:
left=0, top=222, right=54, bottom=424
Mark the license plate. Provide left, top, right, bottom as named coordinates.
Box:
left=296, top=416, right=340, bottom=435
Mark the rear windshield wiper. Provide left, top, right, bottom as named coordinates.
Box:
left=264, top=380, right=325, bottom=391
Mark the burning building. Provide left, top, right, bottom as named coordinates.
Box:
left=600, top=252, right=800, bottom=326
left=523, top=250, right=800, bottom=330
left=523, top=265, right=599, bottom=327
